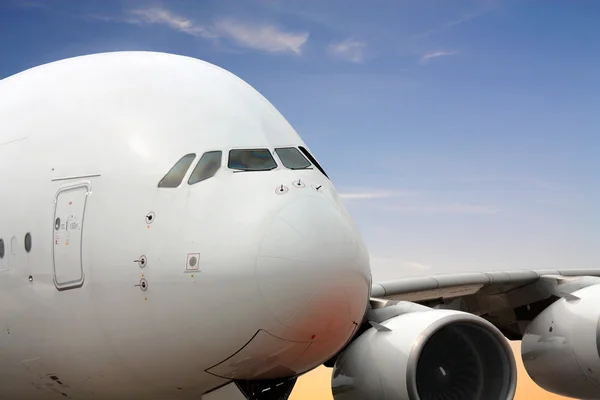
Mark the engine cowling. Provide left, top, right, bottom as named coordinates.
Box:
left=522, top=284, right=600, bottom=398
left=331, top=309, right=517, bottom=400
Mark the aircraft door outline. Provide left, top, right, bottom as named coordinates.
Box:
left=52, top=181, right=90, bottom=290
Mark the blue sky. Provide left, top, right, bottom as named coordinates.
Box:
left=2, top=0, right=599, bottom=279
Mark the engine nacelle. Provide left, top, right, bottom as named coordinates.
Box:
left=522, top=284, right=600, bottom=398
left=331, top=309, right=517, bottom=400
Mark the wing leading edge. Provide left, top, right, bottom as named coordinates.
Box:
left=372, top=268, right=600, bottom=300
left=370, top=268, right=600, bottom=340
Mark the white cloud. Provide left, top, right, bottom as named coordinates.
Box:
left=339, top=189, right=415, bottom=200
left=328, top=39, right=367, bottom=63
left=339, top=187, right=496, bottom=214
left=370, top=257, right=433, bottom=280
left=412, top=11, right=481, bottom=40
left=214, top=19, right=309, bottom=55
left=387, top=203, right=499, bottom=215
left=114, top=7, right=308, bottom=55
left=404, top=260, right=434, bottom=272
left=420, top=50, right=457, bottom=64
left=129, top=8, right=215, bottom=38
left=411, top=3, right=498, bottom=41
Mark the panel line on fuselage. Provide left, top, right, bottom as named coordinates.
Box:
left=51, top=174, right=101, bottom=182
left=0, top=136, right=29, bottom=146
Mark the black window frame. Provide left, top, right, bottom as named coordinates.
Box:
left=298, top=146, right=329, bottom=178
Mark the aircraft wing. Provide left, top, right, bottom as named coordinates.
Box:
left=370, top=268, right=600, bottom=339
left=332, top=269, right=600, bottom=399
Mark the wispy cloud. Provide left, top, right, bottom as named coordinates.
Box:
left=412, top=11, right=480, bottom=40
left=370, top=257, right=433, bottom=280
left=100, top=7, right=309, bottom=55
left=128, top=7, right=215, bottom=38
left=420, top=50, right=457, bottom=64
left=411, top=5, right=496, bottom=41
left=339, top=189, right=415, bottom=200
left=340, top=187, right=498, bottom=214
left=450, top=175, right=562, bottom=192
left=404, top=260, right=434, bottom=271
left=387, top=203, right=499, bottom=215
left=327, top=39, right=367, bottom=63
left=214, top=19, right=308, bottom=55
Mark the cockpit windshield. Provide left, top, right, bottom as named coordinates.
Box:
left=228, top=149, right=277, bottom=171
left=275, top=147, right=312, bottom=170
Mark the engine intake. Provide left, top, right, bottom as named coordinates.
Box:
left=332, top=309, right=517, bottom=400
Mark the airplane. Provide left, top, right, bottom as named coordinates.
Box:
left=0, top=51, right=599, bottom=400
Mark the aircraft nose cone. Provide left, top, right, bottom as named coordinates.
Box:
left=256, top=196, right=370, bottom=337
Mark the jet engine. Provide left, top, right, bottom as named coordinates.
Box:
left=331, top=309, right=517, bottom=400
left=522, top=284, right=600, bottom=399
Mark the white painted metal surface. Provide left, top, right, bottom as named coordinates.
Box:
left=0, top=51, right=371, bottom=399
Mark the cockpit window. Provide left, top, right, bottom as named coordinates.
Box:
left=275, top=147, right=312, bottom=170
left=188, top=151, right=222, bottom=185
left=158, top=153, right=196, bottom=188
left=228, top=149, right=277, bottom=171
left=298, top=146, right=329, bottom=178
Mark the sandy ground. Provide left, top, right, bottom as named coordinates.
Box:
left=290, top=341, right=573, bottom=399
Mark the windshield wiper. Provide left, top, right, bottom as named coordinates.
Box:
left=232, top=167, right=277, bottom=173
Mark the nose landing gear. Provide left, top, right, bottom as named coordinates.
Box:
left=202, top=378, right=296, bottom=400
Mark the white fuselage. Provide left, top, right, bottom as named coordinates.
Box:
left=0, top=52, right=371, bottom=399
